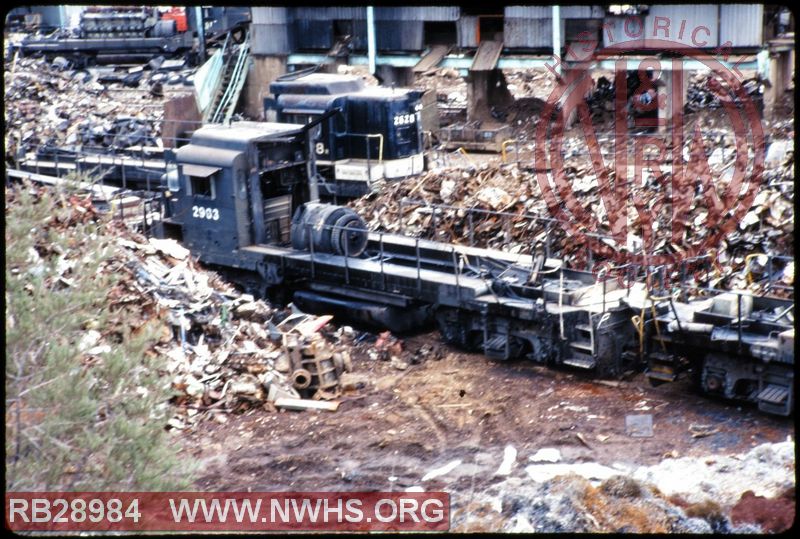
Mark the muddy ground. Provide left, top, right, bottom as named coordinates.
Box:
left=181, top=330, right=792, bottom=525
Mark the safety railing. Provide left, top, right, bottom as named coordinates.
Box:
left=295, top=214, right=794, bottom=358
left=19, top=145, right=168, bottom=193
left=333, top=132, right=384, bottom=184
left=209, top=29, right=250, bottom=124
left=300, top=218, right=473, bottom=301
left=394, top=197, right=624, bottom=262
left=297, top=215, right=613, bottom=315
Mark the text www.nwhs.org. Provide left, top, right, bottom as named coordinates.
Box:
left=170, top=496, right=446, bottom=524
left=6, top=492, right=450, bottom=531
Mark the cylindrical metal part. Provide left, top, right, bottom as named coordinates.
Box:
left=291, top=368, right=312, bottom=390
left=291, top=203, right=368, bottom=257
left=152, top=19, right=176, bottom=37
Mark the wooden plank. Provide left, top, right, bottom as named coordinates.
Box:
left=470, top=40, right=503, bottom=72
left=274, top=398, right=340, bottom=412
left=413, top=45, right=450, bottom=73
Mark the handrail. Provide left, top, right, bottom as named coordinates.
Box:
left=210, top=30, right=249, bottom=124
left=456, top=147, right=475, bottom=166
left=222, top=37, right=251, bottom=124
left=366, top=133, right=384, bottom=163
left=500, top=139, right=515, bottom=163
left=340, top=132, right=384, bottom=163
left=744, top=252, right=766, bottom=284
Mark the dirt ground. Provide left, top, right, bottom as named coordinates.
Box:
left=181, top=330, right=793, bottom=501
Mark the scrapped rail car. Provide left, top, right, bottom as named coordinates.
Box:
left=264, top=73, right=425, bottom=197
left=154, top=121, right=794, bottom=416
left=11, top=6, right=251, bottom=66
left=17, top=145, right=168, bottom=193
left=13, top=6, right=194, bottom=65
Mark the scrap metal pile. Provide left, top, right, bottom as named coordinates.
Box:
left=685, top=71, right=765, bottom=113
left=23, top=200, right=369, bottom=429
left=106, top=227, right=367, bottom=428
left=16, top=186, right=439, bottom=431
left=350, top=134, right=794, bottom=295
left=4, top=52, right=194, bottom=164
left=414, top=67, right=467, bottom=124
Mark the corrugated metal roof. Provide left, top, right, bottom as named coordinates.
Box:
left=292, top=7, right=364, bottom=21
left=251, top=7, right=289, bottom=25
left=374, top=6, right=460, bottom=21
left=505, top=6, right=603, bottom=19
left=293, top=19, right=333, bottom=50
left=503, top=5, right=603, bottom=48
left=604, top=5, right=734, bottom=49
left=561, top=5, right=605, bottom=19
left=505, top=6, right=551, bottom=19
left=720, top=4, right=763, bottom=47
left=603, top=16, right=641, bottom=48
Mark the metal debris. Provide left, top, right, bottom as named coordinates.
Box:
left=689, top=423, right=720, bottom=439
left=4, top=54, right=198, bottom=163
left=100, top=225, right=361, bottom=428
left=625, top=414, right=654, bottom=438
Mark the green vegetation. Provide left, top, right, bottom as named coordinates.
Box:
left=5, top=183, right=191, bottom=490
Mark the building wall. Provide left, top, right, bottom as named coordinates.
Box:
left=457, top=16, right=479, bottom=48
left=250, top=7, right=293, bottom=55
left=504, top=5, right=605, bottom=49
left=251, top=5, right=767, bottom=56
left=376, top=21, right=424, bottom=51
left=242, top=56, right=288, bottom=119
left=644, top=4, right=720, bottom=48
left=604, top=5, right=765, bottom=50
left=720, top=4, right=764, bottom=47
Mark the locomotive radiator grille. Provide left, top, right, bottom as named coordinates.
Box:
left=758, top=384, right=790, bottom=404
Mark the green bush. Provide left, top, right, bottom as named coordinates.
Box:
left=5, top=183, right=191, bottom=491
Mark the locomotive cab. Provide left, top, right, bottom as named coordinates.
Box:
left=265, top=73, right=425, bottom=197
left=160, top=121, right=316, bottom=268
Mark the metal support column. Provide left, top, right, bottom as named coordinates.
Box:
left=366, top=6, right=377, bottom=76
left=552, top=5, right=561, bottom=75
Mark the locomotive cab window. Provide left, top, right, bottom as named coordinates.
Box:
left=183, top=164, right=220, bottom=199
left=190, top=175, right=215, bottom=198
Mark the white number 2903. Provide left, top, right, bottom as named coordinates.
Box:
left=192, top=206, right=219, bottom=221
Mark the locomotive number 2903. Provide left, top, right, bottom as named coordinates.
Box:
left=192, top=206, right=220, bottom=221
